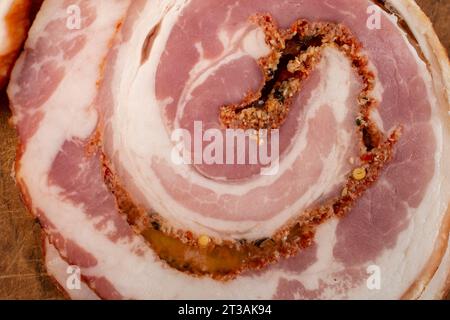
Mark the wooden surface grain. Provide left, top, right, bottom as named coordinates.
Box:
left=0, top=1, right=448, bottom=300
left=0, top=93, right=63, bottom=299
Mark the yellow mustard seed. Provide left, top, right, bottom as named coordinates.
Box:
left=198, top=235, right=211, bottom=248
left=341, top=187, right=348, bottom=197
left=352, top=167, right=367, bottom=180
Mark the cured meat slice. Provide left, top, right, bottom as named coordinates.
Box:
left=9, top=0, right=134, bottom=298
left=8, top=0, right=450, bottom=299
left=0, top=0, right=41, bottom=89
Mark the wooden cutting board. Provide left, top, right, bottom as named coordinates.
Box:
left=0, top=0, right=448, bottom=300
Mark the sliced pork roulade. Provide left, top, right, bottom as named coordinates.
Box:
left=8, top=0, right=450, bottom=299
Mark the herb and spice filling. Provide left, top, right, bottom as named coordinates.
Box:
left=102, top=16, right=401, bottom=280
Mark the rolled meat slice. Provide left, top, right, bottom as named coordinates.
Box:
left=9, top=0, right=450, bottom=299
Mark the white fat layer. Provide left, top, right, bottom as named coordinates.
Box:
left=15, top=0, right=448, bottom=300
left=242, top=27, right=271, bottom=59
left=365, top=57, right=386, bottom=132
left=0, top=0, right=14, bottom=54
left=298, top=219, right=341, bottom=290
left=113, top=39, right=359, bottom=238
